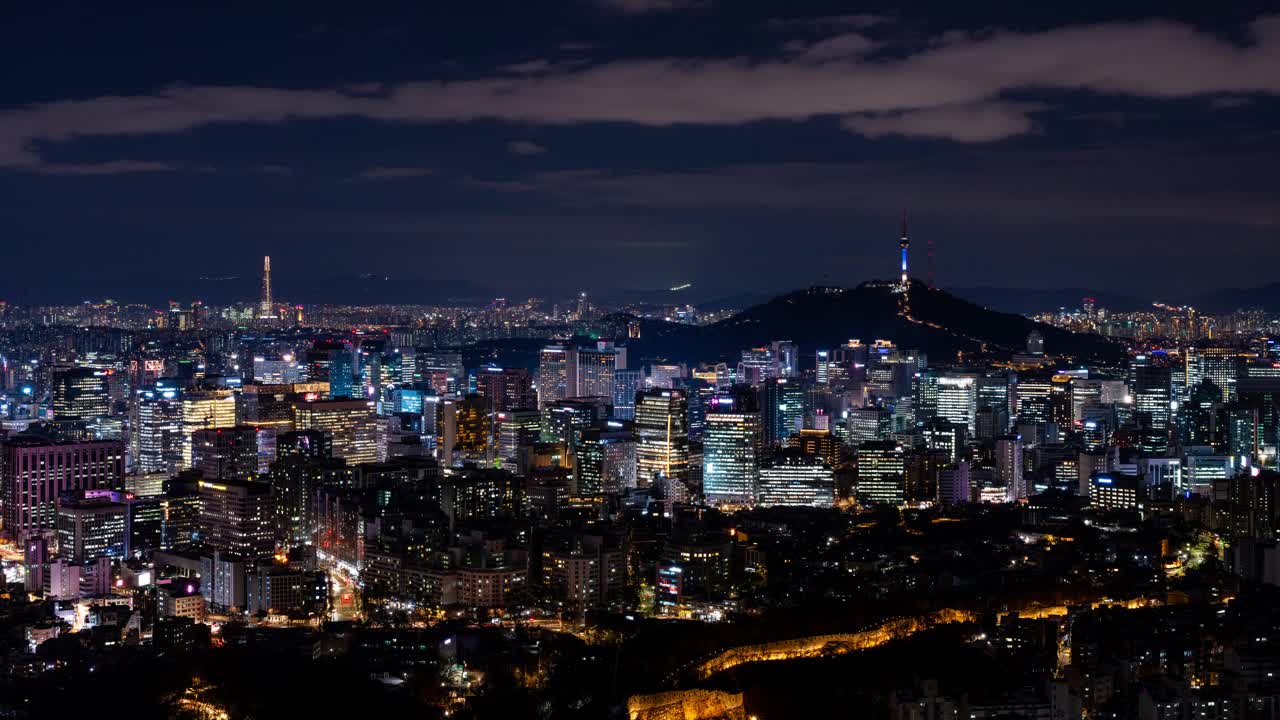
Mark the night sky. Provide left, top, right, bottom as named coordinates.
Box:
left=2, top=1, right=1278, bottom=304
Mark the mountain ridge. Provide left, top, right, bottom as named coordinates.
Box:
left=625, top=279, right=1123, bottom=366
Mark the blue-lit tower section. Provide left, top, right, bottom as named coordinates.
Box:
left=897, top=212, right=911, bottom=317
left=899, top=212, right=910, bottom=291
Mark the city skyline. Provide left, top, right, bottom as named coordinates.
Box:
left=3, top=6, right=1280, bottom=717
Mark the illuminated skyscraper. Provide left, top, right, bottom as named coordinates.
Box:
left=635, top=389, right=689, bottom=488
left=760, top=377, right=804, bottom=447
left=815, top=349, right=830, bottom=385
left=258, top=255, right=274, bottom=320
left=856, top=441, right=905, bottom=505
left=771, top=340, right=799, bottom=379
left=191, top=426, right=261, bottom=482
left=3, top=436, right=124, bottom=538
left=935, top=375, right=978, bottom=433
left=1132, top=364, right=1172, bottom=455
left=997, top=435, right=1025, bottom=501
left=537, top=345, right=571, bottom=408
left=475, top=366, right=535, bottom=412
left=575, top=422, right=637, bottom=495
left=291, top=398, right=381, bottom=464
left=132, top=386, right=184, bottom=475
left=612, top=368, right=643, bottom=421
left=758, top=449, right=834, bottom=507
left=703, top=407, right=762, bottom=505
left=55, top=489, right=127, bottom=563
left=846, top=406, right=891, bottom=446
left=575, top=342, right=622, bottom=399
left=52, top=366, right=111, bottom=421
left=1186, top=347, right=1239, bottom=402
left=496, top=409, right=542, bottom=464
left=199, top=478, right=275, bottom=560
left=737, top=347, right=774, bottom=385
left=180, top=390, right=237, bottom=469
left=306, top=341, right=355, bottom=399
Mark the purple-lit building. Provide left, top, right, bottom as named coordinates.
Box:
left=2, top=435, right=124, bottom=539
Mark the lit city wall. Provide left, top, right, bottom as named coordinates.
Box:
left=694, top=608, right=976, bottom=680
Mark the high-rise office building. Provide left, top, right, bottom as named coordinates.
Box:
left=180, top=389, right=237, bottom=469
left=237, top=382, right=308, bottom=433
left=191, top=426, right=261, bottom=482
left=771, top=340, right=799, bottom=379
left=1014, top=374, right=1053, bottom=422
left=703, top=409, right=762, bottom=505
left=3, top=436, right=124, bottom=538
left=475, top=366, right=535, bottom=413
left=306, top=341, right=355, bottom=399
left=1089, top=473, right=1139, bottom=511
left=537, top=345, right=572, bottom=408
left=291, top=398, right=381, bottom=464
left=760, top=377, right=805, bottom=448
left=496, top=409, right=543, bottom=463
left=55, top=489, right=127, bottom=563
left=132, top=386, right=184, bottom=475
left=758, top=449, right=834, bottom=507
left=277, top=429, right=331, bottom=460
left=738, top=347, right=774, bottom=385
left=542, top=396, right=610, bottom=447
left=612, top=369, right=643, bottom=421
left=198, top=478, right=275, bottom=560
left=786, top=428, right=841, bottom=469
left=415, top=352, right=465, bottom=395
left=648, top=364, right=685, bottom=390
left=815, top=349, right=831, bottom=385
left=575, top=341, right=623, bottom=399
left=935, top=375, right=978, bottom=433
left=575, top=422, right=637, bottom=495
left=1132, top=365, right=1173, bottom=455
left=997, top=435, right=1025, bottom=501
left=52, top=366, right=111, bottom=421
left=450, top=394, right=491, bottom=460
left=635, top=389, right=689, bottom=488
left=938, top=461, right=971, bottom=505
left=1187, top=347, right=1239, bottom=403
left=856, top=441, right=905, bottom=505
left=1182, top=379, right=1221, bottom=447
left=846, top=406, right=891, bottom=446
left=922, top=420, right=965, bottom=464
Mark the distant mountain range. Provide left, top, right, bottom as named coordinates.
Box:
left=949, top=283, right=1280, bottom=315
left=626, top=280, right=1123, bottom=366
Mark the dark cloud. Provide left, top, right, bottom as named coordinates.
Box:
left=594, top=0, right=706, bottom=15
left=762, top=14, right=890, bottom=32
left=251, top=164, right=295, bottom=176
left=783, top=33, right=881, bottom=60
left=507, top=140, right=549, bottom=155
left=840, top=101, right=1048, bottom=142
left=345, top=166, right=438, bottom=182
left=1211, top=95, right=1255, bottom=109
left=1, top=15, right=1278, bottom=171
left=27, top=160, right=182, bottom=176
